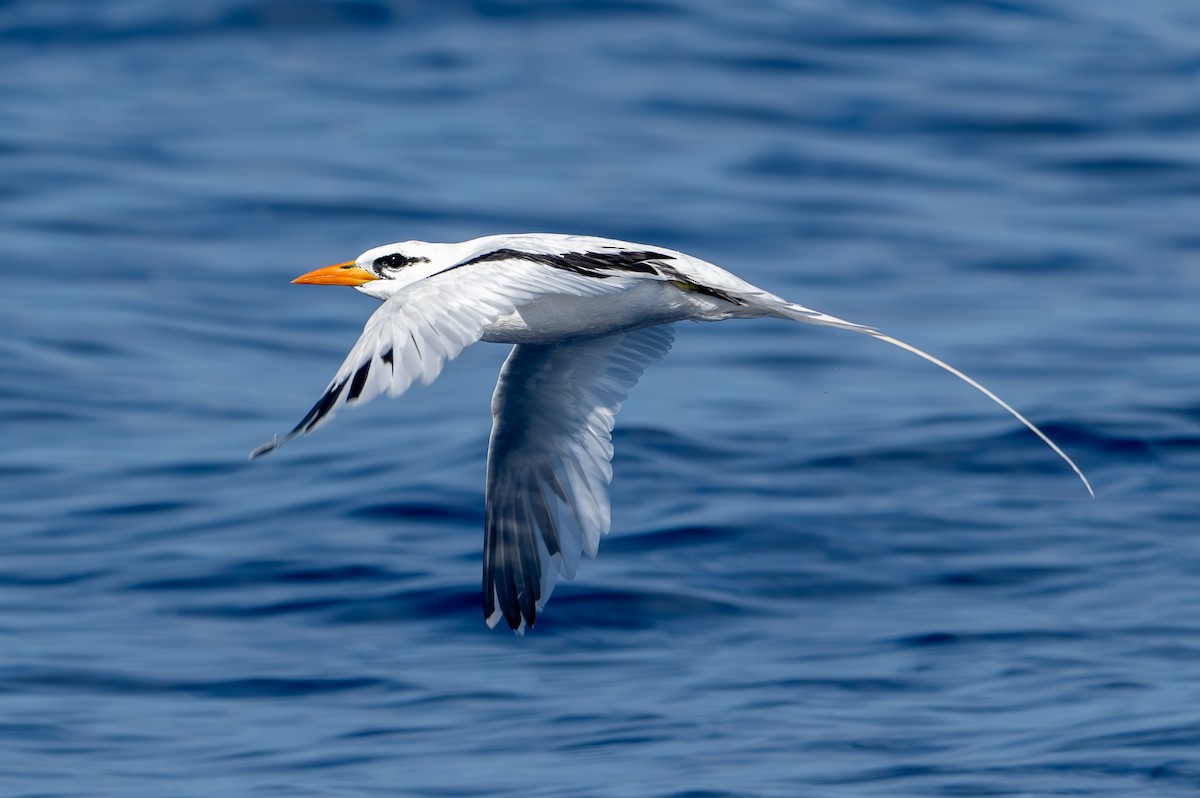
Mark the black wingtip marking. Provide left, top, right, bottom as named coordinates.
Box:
left=250, top=373, right=352, bottom=462
left=484, top=493, right=544, bottom=632
left=483, top=579, right=496, bottom=623
left=347, top=362, right=371, bottom=402
left=294, top=377, right=348, bottom=435
left=529, top=487, right=560, bottom=558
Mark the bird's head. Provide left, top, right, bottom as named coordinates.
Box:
left=290, top=240, right=449, bottom=300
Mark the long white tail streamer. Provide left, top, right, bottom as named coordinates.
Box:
left=775, top=300, right=1093, bottom=497
left=864, top=329, right=1094, bottom=498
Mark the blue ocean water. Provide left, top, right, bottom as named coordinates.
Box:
left=3, top=0, right=1199, bottom=794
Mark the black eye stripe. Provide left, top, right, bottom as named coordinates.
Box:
left=373, top=253, right=430, bottom=271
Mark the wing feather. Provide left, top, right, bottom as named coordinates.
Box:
left=251, top=262, right=636, bottom=458
left=482, top=325, right=675, bottom=631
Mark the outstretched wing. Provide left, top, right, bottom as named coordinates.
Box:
left=252, top=261, right=635, bottom=458
left=483, top=325, right=676, bottom=631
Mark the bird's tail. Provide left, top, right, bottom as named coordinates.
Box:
left=766, top=299, right=1094, bottom=498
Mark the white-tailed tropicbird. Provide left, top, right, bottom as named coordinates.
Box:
left=252, top=233, right=1092, bottom=631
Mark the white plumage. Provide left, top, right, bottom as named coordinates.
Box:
left=253, top=233, right=1092, bottom=632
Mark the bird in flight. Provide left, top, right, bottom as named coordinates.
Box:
left=252, top=233, right=1092, bottom=632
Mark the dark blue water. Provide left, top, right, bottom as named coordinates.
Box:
left=3, top=1, right=1199, bottom=795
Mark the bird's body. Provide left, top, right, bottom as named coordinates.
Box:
left=481, top=279, right=697, bottom=343
left=354, top=234, right=830, bottom=343
left=253, top=233, right=1091, bottom=632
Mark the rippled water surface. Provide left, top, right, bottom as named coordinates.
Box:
left=3, top=1, right=1199, bottom=795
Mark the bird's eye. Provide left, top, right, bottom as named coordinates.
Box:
left=373, top=253, right=430, bottom=273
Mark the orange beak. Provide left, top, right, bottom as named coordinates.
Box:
left=291, top=260, right=379, bottom=286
